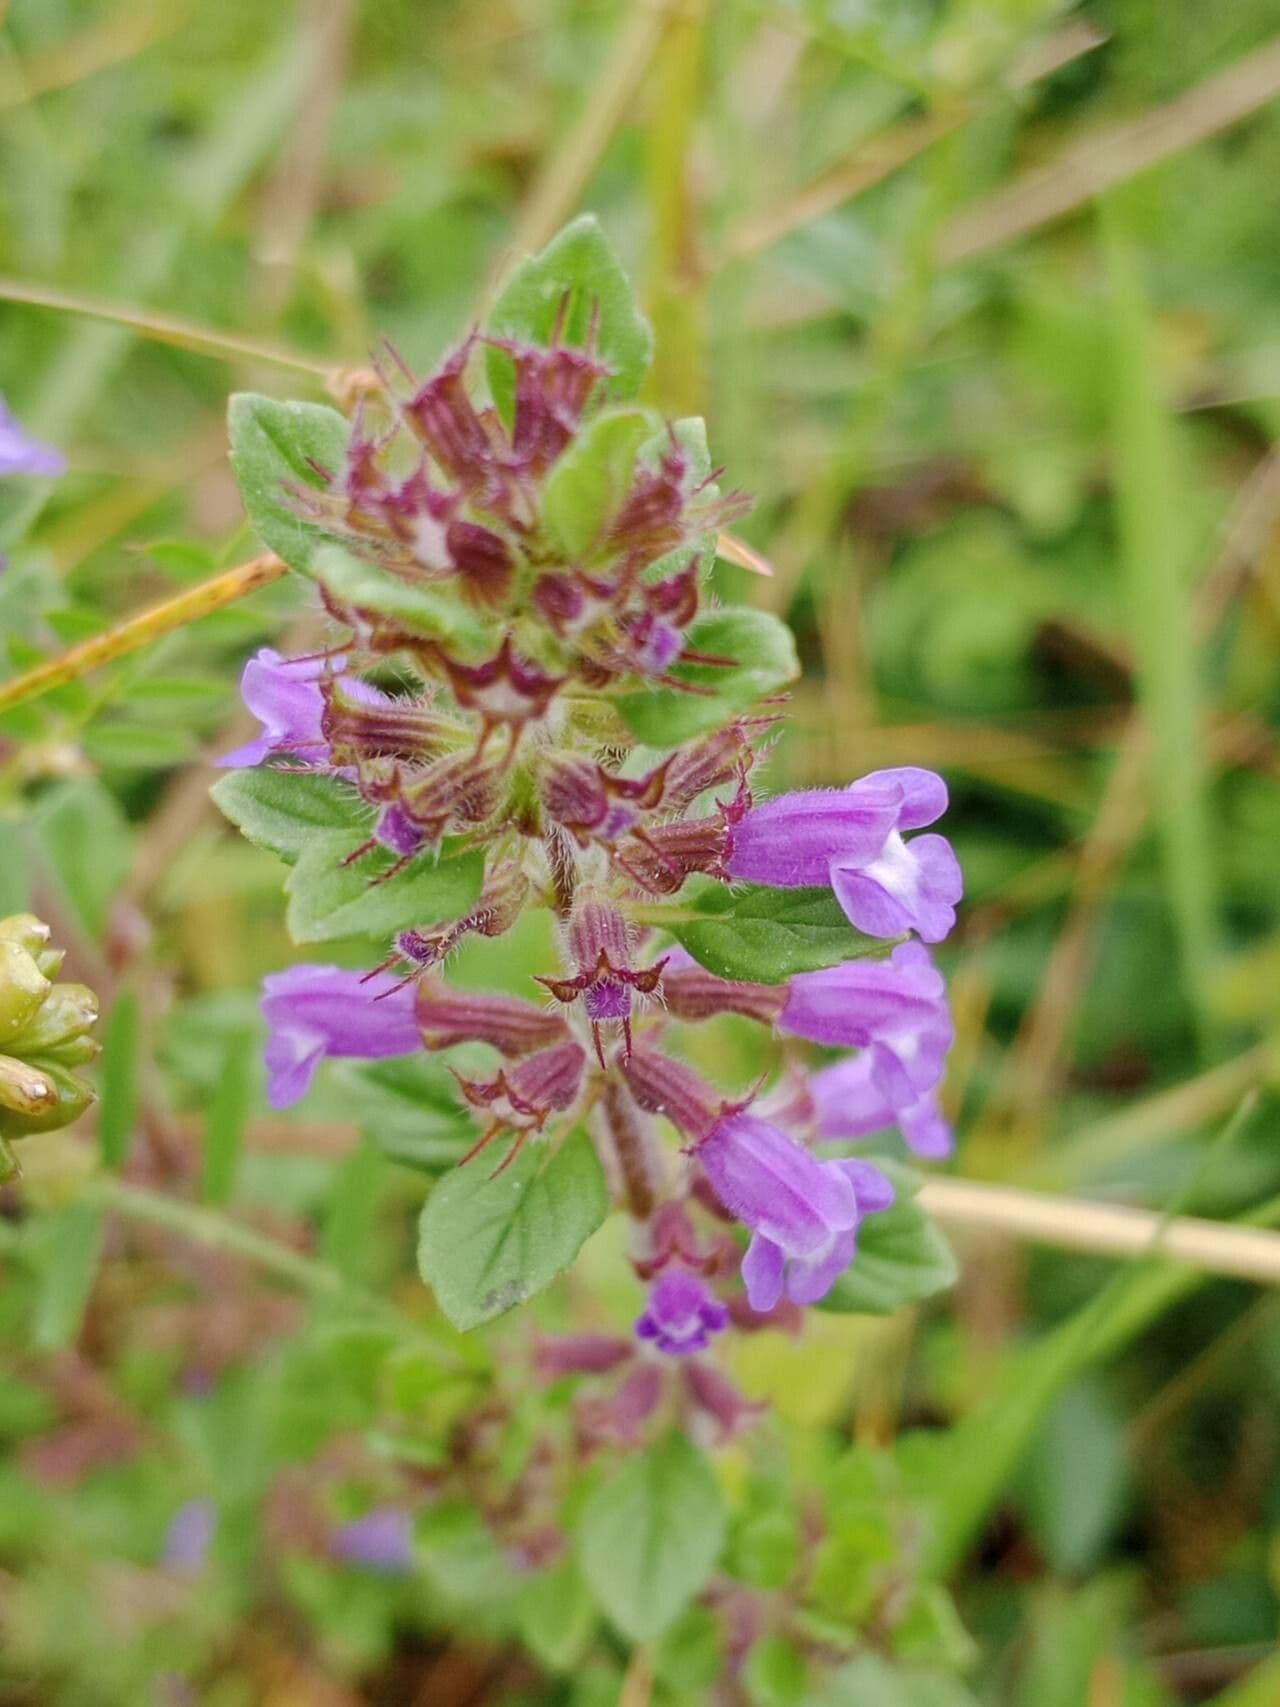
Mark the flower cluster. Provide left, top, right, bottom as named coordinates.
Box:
left=0, top=913, right=100, bottom=1182
left=216, top=222, right=963, bottom=1439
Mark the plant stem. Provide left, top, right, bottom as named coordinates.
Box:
left=0, top=554, right=286, bottom=715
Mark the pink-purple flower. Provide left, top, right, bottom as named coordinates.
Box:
left=779, top=942, right=953, bottom=1109
left=0, top=397, right=65, bottom=478
left=696, top=1110, right=894, bottom=1310
left=218, top=648, right=349, bottom=769
left=261, top=964, right=421, bottom=1108
left=726, top=767, right=962, bottom=944
left=635, top=1268, right=728, bottom=1356
left=811, top=1052, right=954, bottom=1159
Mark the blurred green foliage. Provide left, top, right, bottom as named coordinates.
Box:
left=2, top=0, right=1280, bottom=1701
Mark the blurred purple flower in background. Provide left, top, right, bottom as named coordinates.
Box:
left=635, top=1268, right=729, bottom=1355
left=260, top=963, right=421, bottom=1107
left=331, top=1507, right=416, bottom=1574
left=0, top=397, right=65, bottom=479
left=163, top=1499, right=217, bottom=1574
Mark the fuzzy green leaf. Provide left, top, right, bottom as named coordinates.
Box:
left=311, top=545, right=491, bottom=656
left=614, top=606, right=798, bottom=745
left=487, top=214, right=653, bottom=419
left=417, top=1127, right=607, bottom=1331
left=211, top=768, right=362, bottom=864
left=227, top=393, right=349, bottom=574
left=578, top=1430, right=726, bottom=1641
left=819, top=1163, right=957, bottom=1316
left=654, top=881, right=887, bottom=984
left=284, top=828, right=484, bottom=944
left=542, top=406, right=654, bottom=559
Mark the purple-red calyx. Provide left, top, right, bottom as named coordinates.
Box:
left=726, top=766, right=963, bottom=944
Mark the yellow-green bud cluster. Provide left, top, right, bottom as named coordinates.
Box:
left=0, top=914, right=99, bottom=1181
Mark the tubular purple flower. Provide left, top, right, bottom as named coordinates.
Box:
left=218, top=648, right=342, bottom=768
left=261, top=964, right=422, bottom=1109
left=697, top=1111, right=894, bottom=1310
left=331, top=1507, right=416, bottom=1574
left=810, top=1051, right=954, bottom=1159
left=779, top=942, right=954, bottom=1109
left=0, top=397, right=65, bottom=478
left=635, top=1268, right=729, bottom=1356
left=726, top=767, right=962, bottom=944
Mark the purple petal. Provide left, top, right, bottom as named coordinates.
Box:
left=850, top=767, right=947, bottom=830
left=219, top=648, right=336, bottom=768
left=725, top=785, right=900, bottom=888
left=698, top=1112, right=858, bottom=1256
left=785, top=1225, right=857, bottom=1305
left=741, top=1232, right=785, bottom=1312
left=809, top=1052, right=895, bottom=1139
left=898, top=1090, right=954, bottom=1159
left=834, top=1158, right=896, bottom=1213
left=635, top=1268, right=728, bottom=1356
left=830, top=831, right=962, bottom=945
left=163, top=1500, right=216, bottom=1573
left=260, top=964, right=421, bottom=1109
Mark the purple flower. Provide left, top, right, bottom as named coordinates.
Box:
left=811, top=1052, right=954, bottom=1159
left=0, top=397, right=65, bottom=478
left=217, top=648, right=342, bottom=768
left=163, top=1499, right=216, bottom=1573
left=697, top=1111, right=894, bottom=1310
left=726, top=767, right=962, bottom=944
left=261, top=964, right=421, bottom=1108
left=779, top=943, right=953, bottom=1109
left=635, top=1268, right=729, bottom=1356
left=331, top=1507, right=415, bottom=1574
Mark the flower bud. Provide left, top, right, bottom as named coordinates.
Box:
left=0, top=940, right=51, bottom=1041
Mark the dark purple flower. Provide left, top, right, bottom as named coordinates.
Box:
left=261, top=964, right=421, bottom=1108
left=331, top=1507, right=415, bottom=1574
left=163, top=1499, right=216, bottom=1573
left=697, top=1111, right=894, bottom=1310
left=217, top=648, right=345, bottom=768
left=726, top=767, right=962, bottom=944
left=810, top=1051, right=953, bottom=1159
left=0, top=397, right=65, bottom=478
left=779, top=942, right=953, bottom=1109
left=635, top=1268, right=729, bottom=1356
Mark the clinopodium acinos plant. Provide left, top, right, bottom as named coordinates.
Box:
left=213, top=217, right=963, bottom=1431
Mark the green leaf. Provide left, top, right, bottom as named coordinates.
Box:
left=284, top=828, right=484, bottom=945
left=542, top=406, right=654, bottom=559
left=211, top=767, right=363, bottom=864
left=97, top=991, right=139, bottom=1170
left=577, top=1430, right=725, bottom=1642
left=227, top=393, right=349, bottom=573
left=31, top=1202, right=104, bottom=1351
left=614, top=606, right=798, bottom=745
left=1019, top=1377, right=1131, bottom=1575
left=330, top=1055, right=477, bottom=1174
left=819, top=1163, right=957, bottom=1316
left=31, top=779, right=132, bottom=938
left=312, top=545, right=491, bottom=655
left=201, top=1027, right=254, bottom=1205
left=417, top=1128, right=607, bottom=1331
left=828, top=1656, right=979, bottom=1707
left=652, top=880, right=887, bottom=985
left=487, top=214, right=653, bottom=418
left=515, top=1558, right=598, bottom=1673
